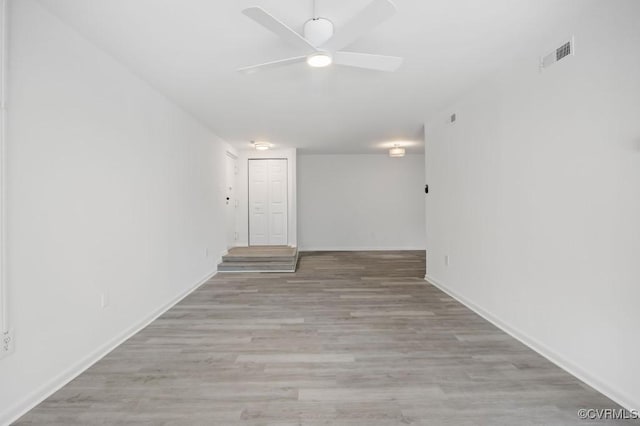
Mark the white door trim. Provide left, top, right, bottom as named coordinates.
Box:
left=235, top=149, right=297, bottom=248
left=224, top=152, right=238, bottom=248
left=1, top=0, right=10, bottom=348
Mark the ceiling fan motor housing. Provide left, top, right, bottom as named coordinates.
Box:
left=304, top=18, right=334, bottom=47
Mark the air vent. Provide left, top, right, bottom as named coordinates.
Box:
left=541, top=37, right=574, bottom=69
left=556, top=41, right=571, bottom=61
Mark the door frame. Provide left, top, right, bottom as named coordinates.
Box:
left=236, top=149, right=297, bottom=248
left=224, top=151, right=238, bottom=249
left=1, top=0, right=8, bottom=340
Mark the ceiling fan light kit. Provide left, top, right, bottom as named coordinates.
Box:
left=238, top=0, right=403, bottom=73
left=307, top=51, right=333, bottom=67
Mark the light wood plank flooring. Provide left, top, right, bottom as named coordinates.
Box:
left=17, top=251, right=632, bottom=425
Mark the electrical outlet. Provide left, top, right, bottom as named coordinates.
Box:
left=1, top=329, right=14, bottom=358
left=100, top=292, right=109, bottom=309
left=445, top=255, right=450, bottom=267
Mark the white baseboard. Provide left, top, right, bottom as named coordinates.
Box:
left=1, top=269, right=217, bottom=426
left=300, top=246, right=426, bottom=252
left=424, top=274, right=638, bottom=412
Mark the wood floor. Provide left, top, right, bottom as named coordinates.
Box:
left=17, top=251, right=631, bottom=425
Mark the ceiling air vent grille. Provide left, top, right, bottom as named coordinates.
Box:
left=541, top=37, right=574, bottom=70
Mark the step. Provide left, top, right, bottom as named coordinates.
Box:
left=217, top=261, right=297, bottom=272
left=225, top=246, right=296, bottom=256
left=222, top=254, right=295, bottom=263
left=219, top=246, right=299, bottom=273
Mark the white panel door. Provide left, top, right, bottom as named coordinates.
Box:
left=249, top=159, right=288, bottom=246
left=249, top=160, right=269, bottom=245
left=267, top=160, right=287, bottom=245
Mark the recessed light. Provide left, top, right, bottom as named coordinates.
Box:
left=307, top=52, right=333, bottom=68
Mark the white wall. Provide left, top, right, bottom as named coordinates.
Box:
left=299, top=154, right=425, bottom=251
left=425, top=0, right=640, bottom=410
left=0, top=1, right=232, bottom=422
left=236, top=149, right=297, bottom=247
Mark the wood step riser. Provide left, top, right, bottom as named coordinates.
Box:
left=218, top=265, right=296, bottom=272
left=222, top=256, right=295, bottom=263
left=219, top=261, right=296, bottom=268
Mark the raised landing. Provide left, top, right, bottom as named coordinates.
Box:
left=217, top=246, right=298, bottom=272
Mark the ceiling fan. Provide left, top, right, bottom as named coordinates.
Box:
left=238, top=0, right=403, bottom=73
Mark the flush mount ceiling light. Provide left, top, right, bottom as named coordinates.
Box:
left=306, top=51, right=333, bottom=68
left=253, top=141, right=271, bottom=151
left=389, top=144, right=405, bottom=158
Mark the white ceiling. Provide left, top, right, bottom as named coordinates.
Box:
left=37, top=0, right=585, bottom=154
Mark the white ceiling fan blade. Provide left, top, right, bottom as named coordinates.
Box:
left=237, top=56, right=307, bottom=74
left=333, top=51, right=403, bottom=72
left=242, top=7, right=317, bottom=54
left=321, top=0, right=397, bottom=52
